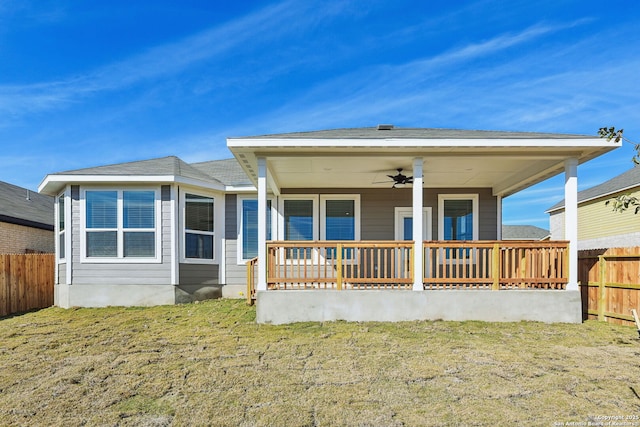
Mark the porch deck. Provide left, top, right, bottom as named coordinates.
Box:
left=247, top=240, right=569, bottom=304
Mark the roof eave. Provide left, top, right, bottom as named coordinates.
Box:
left=38, top=174, right=226, bottom=195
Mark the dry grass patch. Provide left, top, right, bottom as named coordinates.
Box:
left=1, top=300, right=639, bottom=426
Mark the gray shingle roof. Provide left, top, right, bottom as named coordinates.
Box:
left=234, top=126, right=592, bottom=140
left=190, top=158, right=252, bottom=186
left=547, top=166, right=640, bottom=212
left=0, top=181, right=53, bottom=229
left=56, top=156, right=222, bottom=185
left=502, top=225, right=550, bottom=240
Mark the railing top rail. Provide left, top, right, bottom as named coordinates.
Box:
left=422, top=240, right=569, bottom=248
left=267, top=240, right=414, bottom=248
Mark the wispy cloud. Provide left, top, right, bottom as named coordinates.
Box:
left=0, top=0, right=345, bottom=117
left=248, top=19, right=596, bottom=132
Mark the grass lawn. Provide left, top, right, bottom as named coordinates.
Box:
left=1, top=299, right=639, bottom=426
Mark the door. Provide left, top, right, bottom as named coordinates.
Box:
left=394, top=207, right=432, bottom=241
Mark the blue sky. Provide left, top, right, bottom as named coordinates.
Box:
left=1, top=0, right=639, bottom=229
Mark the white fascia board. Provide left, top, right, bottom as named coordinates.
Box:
left=228, top=137, right=617, bottom=149
left=225, top=185, right=257, bottom=193
left=39, top=174, right=225, bottom=195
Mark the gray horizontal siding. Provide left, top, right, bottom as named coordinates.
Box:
left=225, top=239, right=246, bottom=285
left=224, top=194, right=246, bottom=285
left=179, top=263, right=219, bottom=285
left=57, top=263, right=66, bottom=285
left=281, top=188, right=498, bottom=240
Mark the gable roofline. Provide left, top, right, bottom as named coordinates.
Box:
left=38, top=156, right=227, bottom=195
left=546, top=166, right=640, bottom=213
left=229, top=127, right=593, bottom=140
left=228, top=126, right=619, bottom=196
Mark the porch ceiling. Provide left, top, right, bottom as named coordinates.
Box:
left=227, top=134, right=619, bottom=197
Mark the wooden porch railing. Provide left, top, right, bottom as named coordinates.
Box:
left=246, top=257, right=258, bottom=305
left=266, top=241, right=414, bottom=290
left=423, top=241, right=569, bottom=290
left=246, top=240, right=570, bottom=294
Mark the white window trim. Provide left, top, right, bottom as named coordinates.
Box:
left=437, top=194, right=479, bottom=240
left=80, top=187, right=162, bottom=263
left=320, top=194, right=361, bottom=241
left=394, top=207, right=432, bottom=241
left=56, top=188, right=71, bottom=264
left=237, top=195, right=276, bottom=264
left=179, top=188, right=220, bottom=264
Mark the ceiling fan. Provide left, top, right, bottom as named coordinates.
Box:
left=387, top=168, right=413, bottom=188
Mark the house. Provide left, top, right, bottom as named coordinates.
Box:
left=501, top=225, right=550, bottom=241
left=38, top=126, right=619, bottom=323
left=0, top=181, right=54, bottom=254
left=547, top=166, right=640, bottom=250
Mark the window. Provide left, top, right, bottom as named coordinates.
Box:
left=320, top=195, right=360, bottom=241
left=284, top=199, right=315, bottom=240
left=239, top=198, right=272, bottom=261
left=439, top=196, right=478, bottom=240
left=82, top=189, right=159, bottom=261
left=184, top=193, right=215, bottom=260
left=57, top=194, right=66, bottom=260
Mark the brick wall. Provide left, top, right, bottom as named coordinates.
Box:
left=0, top=221, right=54, bottom=254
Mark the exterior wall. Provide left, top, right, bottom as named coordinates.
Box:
left=549, top=211, right=564, bottom=240
left=549, top=189, right=640, bottom=250
left=178, top=263, right=219, bottom=285
left=0, top=221, right=54, bottom=254
left=224, top=194, right=246, bottom=286
left=282, top=187, right=498, bottom=240
left=578, top=190, right=640, bottom=241
left=58, top=264, right=66, bottom=285
left=257, top=290, right=582, bottom=324
left=70, top=185, right=172, bottom=286
left=226, top=188, right=498, bottom=288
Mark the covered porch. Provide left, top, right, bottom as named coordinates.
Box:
left=228, top=127, right=618, bottom=323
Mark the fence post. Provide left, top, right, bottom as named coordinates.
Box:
left=336, top=243, right=343, bottom=291
left=246, top=259, right=253, bottom=305
left=598, top=255, right=606, bottom=322
left=492, top=242, right=500, bottom=290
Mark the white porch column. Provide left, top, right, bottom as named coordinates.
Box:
left=564, top=158, right=579, bottom=291
left=496, top=195, right=503, bottom=240
left=412, top=157, right=424, bottom=291
left=257, top=157, right=268, bottom=291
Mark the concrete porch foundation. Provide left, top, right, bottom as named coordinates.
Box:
left=256, top=290, right=582, bottom=324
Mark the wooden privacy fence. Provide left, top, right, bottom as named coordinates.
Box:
left=579, top=247, right=640, bottom=326
left=0, top=253, right=55, bottom=317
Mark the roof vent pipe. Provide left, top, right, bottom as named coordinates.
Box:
left=377, top=124, right=394, bottom=130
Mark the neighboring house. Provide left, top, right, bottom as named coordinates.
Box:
left=502, top=225, right=550, bottom=241
left=547, top=166, right=640, bottom=250
left=0, top=181, right=54, bottom=254
left=38, top=126, right=619, bottom=323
